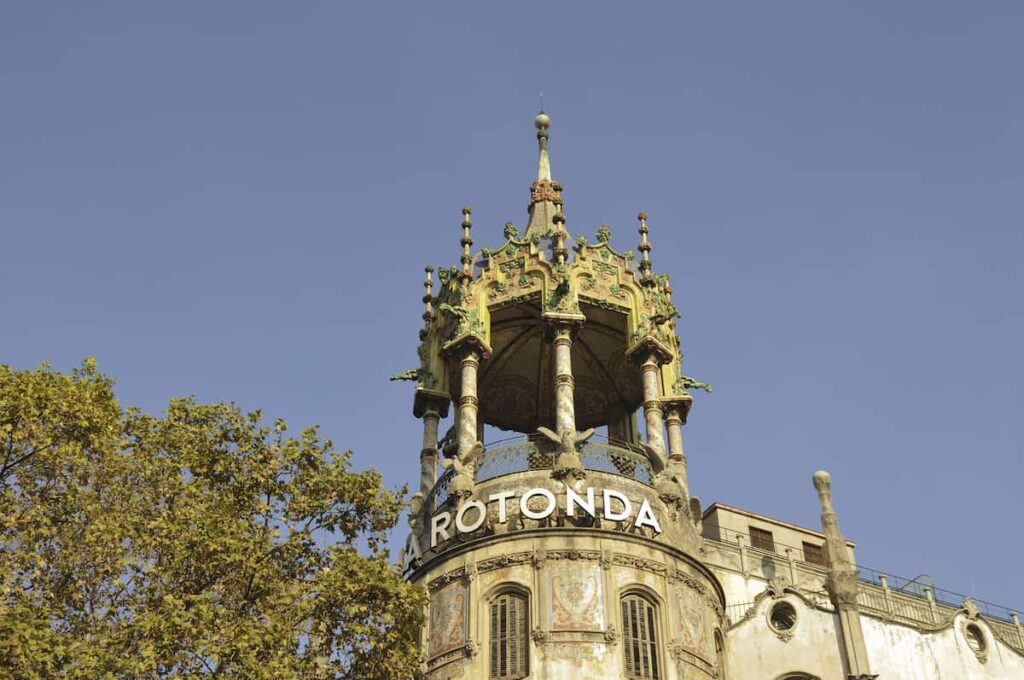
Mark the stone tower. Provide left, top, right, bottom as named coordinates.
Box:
left=400, top=112, right=725, bottom=680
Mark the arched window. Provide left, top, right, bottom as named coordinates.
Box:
left=621, top=592, right=660, bottom=680
left=489, top=590, right=529, bottom=679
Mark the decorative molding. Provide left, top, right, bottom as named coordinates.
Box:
left=477, top=552, right=533, bottom=572
left=428, top=567, right=466, bottom=592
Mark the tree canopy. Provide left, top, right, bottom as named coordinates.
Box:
left=0, top=359, right=425, bottom=679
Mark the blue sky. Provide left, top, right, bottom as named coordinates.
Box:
left=2, top=3, right=1022, bottom=610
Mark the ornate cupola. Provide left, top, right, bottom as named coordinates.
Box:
left=398, top=113, right=724, bottom=680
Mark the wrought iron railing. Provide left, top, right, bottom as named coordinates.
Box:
left=422, top=433, right=655, bottom=514
left=702, top=529, right=1022, bottom=628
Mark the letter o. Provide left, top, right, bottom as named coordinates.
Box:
left=455, top=499, right=487, bottom=534
left=520, top=487, right=557, bottom=520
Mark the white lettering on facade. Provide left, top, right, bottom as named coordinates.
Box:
left=455, top=499, right=486, bottom=534
left=520, top=487, right=557, bottom=520
left=426, top=485, right=663, bottom=549
left=566, top=486, right=596, bottom=517
left=431, top=511, right=452, bottom=548
left=487, top=490, right=517, bottom=523
left=634, top=498, right=661, bottom=534
left=603, top=489, right=632, bottom=522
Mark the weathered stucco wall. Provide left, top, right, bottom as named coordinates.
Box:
left=413, top=528, right=727, bottom=680
left=722, top=586, right=1024, bottom=680
left=861, top=614, right=1024, bottom=680
left=724, top=593, right=847, bottom=680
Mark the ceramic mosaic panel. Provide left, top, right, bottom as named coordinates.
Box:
left=428, top=582, right=467, bottom=658
left=677, top=586, right=709, bottom=660
left=547, top=560, right=604, bottom=631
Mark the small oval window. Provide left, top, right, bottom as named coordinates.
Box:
left=769, top=602, right=797, bottom=632
left=965, top=623, right=986, bottom=654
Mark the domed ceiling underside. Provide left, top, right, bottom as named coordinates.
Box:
left=468, top=301, right=644, bottom=433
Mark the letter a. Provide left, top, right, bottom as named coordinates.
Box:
left=634, top=498, right=662, bottom=535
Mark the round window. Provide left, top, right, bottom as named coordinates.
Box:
left=965, top=623, right=986, bottom=654
left=769, top=601, right=797, bottom=632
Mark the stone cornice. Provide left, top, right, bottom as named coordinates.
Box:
left=409, top=525, right=727, bottom=609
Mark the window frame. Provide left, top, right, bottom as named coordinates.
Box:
left=748, top=526, right=776, bottom=552
left=620, top=589, right=662, bottom=680
left=486, top=586, right=530, bottom=680
left=801, top=541, right=826, bottom=566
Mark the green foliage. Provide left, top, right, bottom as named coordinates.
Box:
left=0, top=360, right=426, bottom=679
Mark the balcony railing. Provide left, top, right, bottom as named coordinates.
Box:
left=422, top=433, right=655, bottom=514
left=703, top=528, right=1024, bottom=636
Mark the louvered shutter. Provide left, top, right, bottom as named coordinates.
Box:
left=621, top=593, right=660, bottom=680
left=490, top=592, right=529, bottom=679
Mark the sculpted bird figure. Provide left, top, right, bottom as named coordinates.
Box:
left=535, top=426, right=595, bottom=481
left=441, top=441, right=485, bottom=499
left=640, top=443, right=689, bottom=508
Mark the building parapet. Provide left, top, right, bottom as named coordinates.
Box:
left=702, top=530, right=1024, bottom=655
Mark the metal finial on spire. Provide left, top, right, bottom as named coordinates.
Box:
left=637, top=212, right=655, bottom=286
left=534, top=110, right=551, bottom=180
left=459, top=207, right=474, bottom=288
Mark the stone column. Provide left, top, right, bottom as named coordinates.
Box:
left=458, top=348, right=482, bottom=456
left=639, top=353, right=666, bottom=457
left=419, top=406, right=441, bottom=495
left=551, top=325, right=577, bottom=435
left=663, top=397, right=692, bottom=488
left=813, top=471, right=876, bottom=680
left=880, top=574, right=894, bottom=616
left=924, top=586, right=938, bottom=624
left=665, top=406, right=684, bottom=461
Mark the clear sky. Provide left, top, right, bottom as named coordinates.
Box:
left=3, top=3, right=1022, bottom=610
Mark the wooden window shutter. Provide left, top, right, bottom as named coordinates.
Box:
left=490, top=591, right=529, bottom=679
left=621, top=593, right=660, bottom=679
left=749, top=526, right=776, bottom=552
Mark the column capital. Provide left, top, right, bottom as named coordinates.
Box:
left=414, top=389, right=451, bottom=419
left=441, top=335, right=492, bottom=361
left=625, top=336, right=674, bottom=366
left=543, top=316, right=585, bottom=343
left=542, top=312, right=586, bottom=334
left=661, top=395, right=693, bottom=424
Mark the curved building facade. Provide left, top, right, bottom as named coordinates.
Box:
left=398, top=113, right=1024, bottom=680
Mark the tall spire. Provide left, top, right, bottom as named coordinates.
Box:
left=525, top=111, right=564, bottom=239
left=536, top=110, right=551, bottom=180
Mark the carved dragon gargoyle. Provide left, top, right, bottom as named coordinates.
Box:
left=641, top=443, right=690, bottom=511
left=440, top=441, right=484, bottom=500
left=536, top=426, right=595, bottom=482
